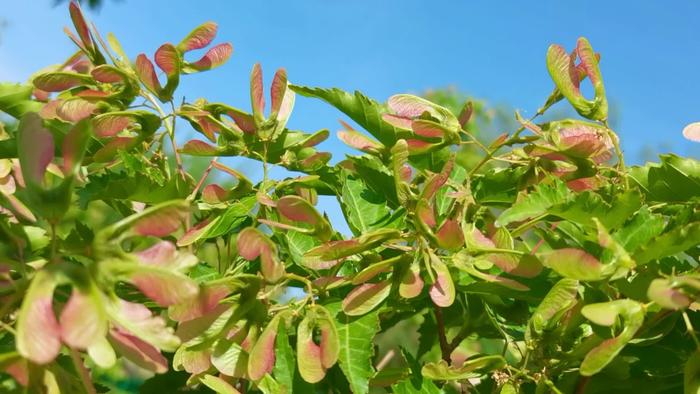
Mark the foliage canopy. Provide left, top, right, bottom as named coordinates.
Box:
left=0, top=2, right=699, bottom=393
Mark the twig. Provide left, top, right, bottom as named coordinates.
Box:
left=70, top=348, right=97, bottom=394
left=433, top=304, right=451, bottom=362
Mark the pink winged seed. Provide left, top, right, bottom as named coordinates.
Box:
left=189, top=43, right=233, bottom=71
left=178, top=22, right=218, bottom=52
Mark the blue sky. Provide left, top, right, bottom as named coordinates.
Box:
left=1, top=0, right=699, bottom=232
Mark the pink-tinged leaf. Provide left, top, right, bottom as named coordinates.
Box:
left=108, top=328, right=168, bottom=373
left=469, top=227, right=496, bottom=249
left=202, top=184, right=230, bottom=204
left=257, top=218, right=308, bottom=232
left=489, top=133, right=509, bottom=149
left=541, top=248, right=606, bottom=281
left=134, top=241, right=177, bottom=266
left=406, top=138, right=438, bottom=155
left=277, top=195, right=324, bottom=227
left=69, top=1, right=93, bottom=52
left=226, top=108, right=256, bottom=134
left=576, top=37, right=604, bottom=87
left=683, top=122, right=700, bottom=142
left=647, top=278, right=691, bottom=310
left=174, top=347, right=211, bottom=374
left=93, top=137, right=137, bottom=162
left=301, top=129, right=330, bottom=147
left=0, top=174, right=15, bottom=195
left=177, top=218, right=214, bottom=247
left=296, top=314, right=326, bottom=383
left=93, top=114, right=133, bottom=138
left=250, top=63, right=265, bottom=122
left=436, top=219, right=464, bottom=250
left=557, top=123, right=612, bottom=160
left=429, top=256, right=455, bottom=307
left=1, top=194, right=37, bottom=223
left=39, top=100, right=61, bottom=120
left=90, top=65, right=124, bottom=83
left=567, top=176, right=602, bottom=192
left=381, top=113, right=413, bottom=130
left=579, top=300, right=643, bottom=376
left=412, top=119, right=447, bottom=139
left=56, top=99, right=97, bottom=122
left=458, top=101, right=473, bottom=128
left=178, top=21, right=218, bottom=52
left=33, top=88, right=50, bottom=102
left=16, top=270, right=61, bottom=364
left=132, top=204, right=188, bottom=237
left=269, top=68, right=288, bottom=118
left=248, top=317, right=281, bottom=381
left=169, top=283, right=229, bottom=322
left=2, top=358, right=28, bottom=387
left=33, top=72, right=92, bottom=92
left=61, top=119, right=92, bottom=176
left=342, top=280, right=391, bottom=316
left=339, top=119, right=355, bottom=131
left=17, top=113, right=54, bottom=187
left=76, top=89, right=110, bottom=98
left=388, top=94, right=435, bottom=118
left=352, top=255, right=403, bottom=285
left=237, top=227, right=285, bottom=282
left=59, top=289, right=107, bottom=349
left=400, top=260, right=424, bottom=299
left=135, top=54, right=162, bottom=94
left=109, top=299, right=181, bottom=351
left=423, top=157, right=454, bottom=200
left=489, top=254, right=542, bottom=278
left=313, top=276, right=348, bottom=290
left=298, top=152, right=331, bottom=171
left=154, top=43, right=180, bottom=77
left=60, top=50, right=91, bottom=72
left=185, top=43, right=233, bottom=72
left=316, top=313, right=339, bottom=369
left=175, top=304, right=232, bottom=343
left=130, top=270, right=198, bottom=307
left=180, top=139, right=220, bottom=156
left=303, top=229, right=400, bottom=269
left=338, top=130, right=382, bottom=153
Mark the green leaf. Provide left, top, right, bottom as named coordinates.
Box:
left=496, top=179, right=571, bottom=227
left=421, top=356, right=506, bottom=380
left=273, top=320, right=295, bottom=392
left=0, top=83, right=42, bottom=118
left=391, top=348, right=443, bottom=394
left=200, top=374, right=241, bottom=394
left=341, top=176, right=394, bottom=235
left=527, top=278, right=579, bottom=340
left=342, top=280, right=392, bottom=316
left=634, top=222, right=700, bottom=265
left=540, top=248, right=607, bottom=281
left=580, top=299, right=644, bottom=376
left=290, top=85, right=399, bottom=146
left=629, top=154, right=700, bottom=202
left=327, top=302, right=380, bottom=394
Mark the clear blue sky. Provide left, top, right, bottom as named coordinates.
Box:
left=1, top=0, right=699, bottom=232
